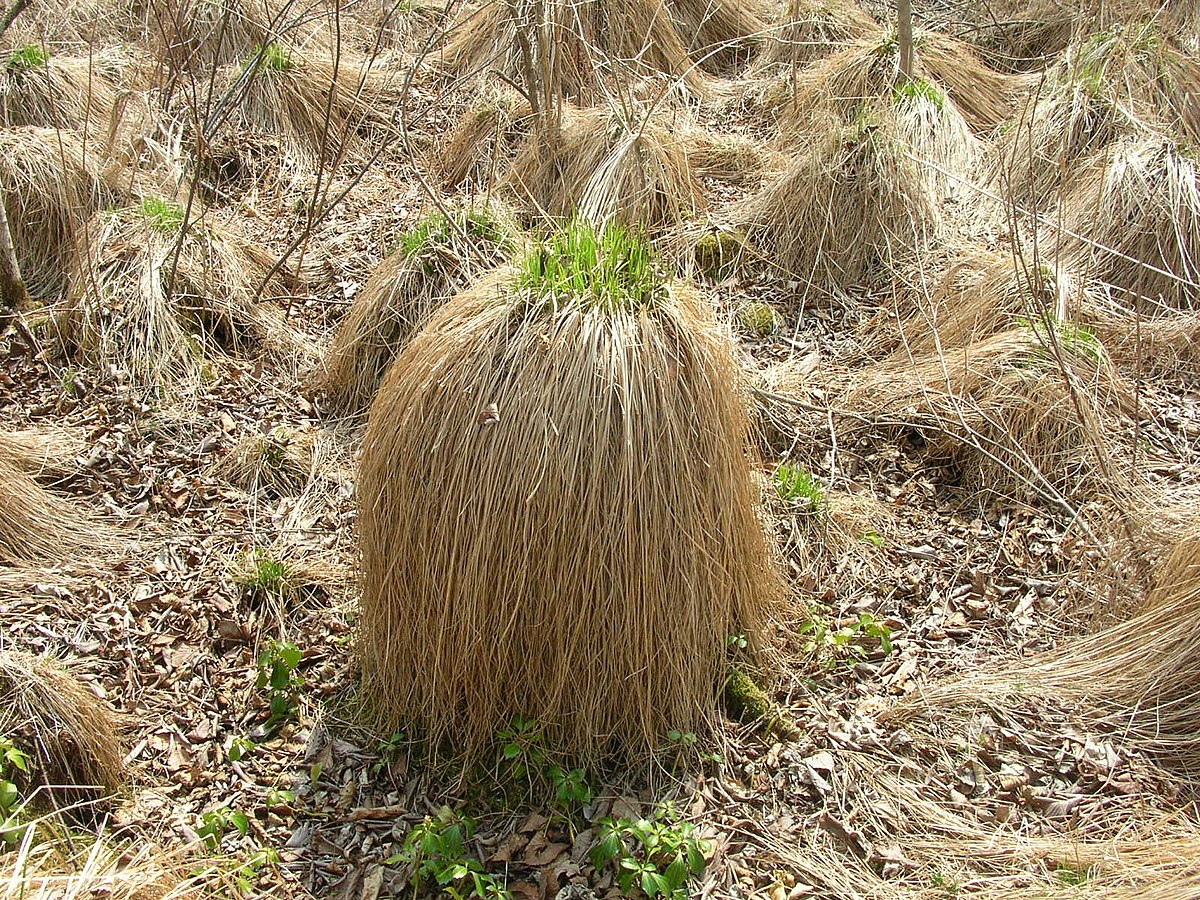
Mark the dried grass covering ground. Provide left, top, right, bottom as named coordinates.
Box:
left=356, top=225, right=783, bottom=761
left=0, top=457, right=116, bottom=567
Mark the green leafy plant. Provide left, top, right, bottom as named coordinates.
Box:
left=548, top=765, right=592, bottom=810
left=140, top=196, right=186, bottom=234
left=373, top=730, right=409, bottom=777
left=397, top=208, right=512, bottom=261
left=255, top=639, right=304, bottom=728
left=894, top=77, right=946, bottom=110
left=0, top=736, right=30, bottom=846
left=236, top=549, right=295, bottom=600
left=265, top=787, right=296, bottom=810
left=515, top=221, right=665, bottom=313
left=496, top=715, right=546, bottom=781
left=197, top=805, right=252, bottom=852
left=227, top=735, right=256, bottom=762
left=773, top=463, right=824, bottom=511
left=249, top=42, right=292, bottom=72
left=800, top=611, right=893, bottom=668
left=7, top=45, right=47, bottom=71
left=591, top=803, right=713, bottom=900
left=387, top=810, right=511, bottom=900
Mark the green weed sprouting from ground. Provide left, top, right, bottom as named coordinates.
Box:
left=515, top=221, right=665, bottom=313
left=800, top=611, right=893, bottom=668
left=894, top=77, right=946, bottom=110
left=139, top=196, right=186, bottom=234
left=195, top=805, right=282, bottom=893
left=7, top=45, right=47, bottom=71
left=736, top=301, right=779, bottom=336
left=397, top=208, right=512, bottom=260
left=591, top=803, right=713, bottom=900
left=387, top=810, right=511, bottom=900
left=255, top=639, right=304, bottom=729
left=1016, top=314, right=1106, bottom=367
left=248, top=42, right=293, bottom=73
left=494, top=717, right=594, bottom=815
left=0, top=736, right=30, bottom=846
left=236, top=549, right=294, bottom=599
left=773, top=463, right=824, bottom=511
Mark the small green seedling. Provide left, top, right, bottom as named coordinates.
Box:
left=0, top=736, right=30, bottom=846
left=548, top=765, right=592, bottom=810
left=591, top=803, right=713, bottom=900
left=7, top=45, right=47, bottom=71
left=387, top=810, right=511, bottom=900
left=773, top=463, right=824, bottom=511
left=249, top=42, right=292, bottom=72
left=800, top=611, right=893, bottom=668
left=140, top=196, right=186, bottom=233
left=197, top=805, right=252, bottom=852
left=255, top=639, right=304, bottom=728
left=237, top=549, right=294, bottom=600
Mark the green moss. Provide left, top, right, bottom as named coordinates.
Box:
left=139, top=196, right=186, bottom=234
left=694, top=230, right=745, bottom=281
left=6, top=45, right=47, bottom=71
left=736, top=301, right=779, bottom=337
left=723, top=668, right=770, bottom=723
left=514, top=220, right=665, bottom=313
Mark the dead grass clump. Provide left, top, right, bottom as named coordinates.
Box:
left=839, top=327, right=1130, bottom=506
left=0, top=127, right=117, bottom=300
left=356, top=222, right=783, bottom=760
left=0, top=428, right=86, bottom=483
left=439, top=0, right=700, bottom=98
left=313, top=207, right=515, bottom=415
left=754, top=0, right=876, bottom=70
left=213, top=43, right=398, bottom=171
left=665, top=0, right=768, bottom=72
left=738, top=111, right=938, bottom=297
left=147, top=0, right=318, bottom=72
left=681, top=123, right=782, bottom=185
left=54, top=198, right=303, bottom=388
left=211, top=426, right=317, bottom=496
left=1057, top=135, right=1200, bottom=310
left=505, top=104, right=706, bottom=230
left=437, top=92, right=536, bottom=190
left=0, top=459, right=115, bottom=567
left=0, top=49, right=118, bottom=131
left=0, top=649, right=123, bottom=807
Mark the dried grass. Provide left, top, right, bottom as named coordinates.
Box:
left=504, top=104, right=706, bottom=229
left=54, top=201, right=306, bottom=388
left=147, top=0, right=321, bottom=72
left=738, top=110, right=938, bottom=297
left=0, top=459, right=116, bottom=567
left=1056, top=135, right=1200, bottom=310
left=0, top=428, right=87, bottom=483
left=838, top=328, right=1131, bottom=505
left=437, top=91, right=535, bottom=190
left=356, top=238, right=784, bottom=760
left=664, top=0, right=768, bottom=72
left=439, top=0, right=700, bottom=98
left=753, top=0, right=876, bottom=70
left=0, top=53, right=118, bottom=131
left=312, top=207, right=515, bottom=415
left=210, top=426, right=320, bottom=496
left=0, top=127, right=117, bottom=300
left=0, top=649, right=123, bottom=805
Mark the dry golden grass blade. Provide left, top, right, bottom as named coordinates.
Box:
left=0, top=428, right=87, bottom=483
left=836, top=328, right=1131, bottom=506
left=356, top=224, right=784, bottom=761
left=0, top=51, right=119, bottom=132
left=752, top=0, right=876, bottom=70
left=1057, top=135, right=1200, bottom=310
left=0, top=126, right=119, bottom=300
left=738, top=109, right=939, bottom=298
left=147, top=0, right=325, bottom=73
left=439, top=0, right=702, bottom=99
left=0, top=649, right=123, bottom=806
left=311, top=207, right=516, bottom=415
left=0, top=458, right=119, bottom=567
left=664, top=0, right=768, bottom=72
left=504, top=104, right=706, bottom=230
left=54, top=198, right=309, bottom=390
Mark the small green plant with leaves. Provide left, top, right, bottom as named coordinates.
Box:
left=7, top=45, right=47, bottom=71
left=1017, top=314, right=1106, bottom=367
left=198, top=805, right=252, bottom=852
left=387, top=810, right=511, bottom=900
left=255, top=639, right=304, bottom=729
left=494, top=717, right=593, bottom=816
left=547, top=765, right=592, bottom=811
left=248, top=42, right=292, bottom=73
left=894, top=77, right=946, bottom=110
left=140, top=196, right=186, bottom=234
left=515, top=221, right=665, bottom=313
left=0, top=736, right=30, bottom=846
left=774, top=463, right=824, bottom=512
left=397, top=208, right=512, bottom=262
left=800, top=611, right=893, bottom=668
left=236, top=549, right=295, bottom=600
left=591, top=803, right=713, bottom=900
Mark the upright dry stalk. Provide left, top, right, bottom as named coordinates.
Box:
left=897, top=0, right=913, bottom=80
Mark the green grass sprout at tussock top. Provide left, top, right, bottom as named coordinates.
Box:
left=514, top=221, right=666, bottom=313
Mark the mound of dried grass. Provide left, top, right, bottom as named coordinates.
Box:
left=440, top=0, right=701, bottom=98
left=504, top=104, right=706, bottom=229
left=0, top=51, right=118, bottom=131
left=665, top=0, right=768, bottom=71
left=0, top=649, right=123, bottom=807
left=212, top=43, right=399, bottom=171
left=0, top=428, right=86, bottom=483
left=754, top=0, right=876, bottom=70
left=210, top=426, right=319, bottom=496
left=437, top=92, right=536, bottom=190
left=313, top=208, right=515, bottom=415
left=356, top=224, right=783, bottom=760
left=1057, top=135, right=1200, bottom=310
left=739, top=110, right=938, bottom=296
left=0, top=458, right=116, bottom=567
left=838, top=327, right=1131, bottom=506
left=54, top=199, right=304, bottom=388
left=148, top=0, right=322, bottom=72
left=0, top=127, right=118, bottom=300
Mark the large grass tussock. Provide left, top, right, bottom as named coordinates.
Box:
left=356, top=223, right=783, bottom=760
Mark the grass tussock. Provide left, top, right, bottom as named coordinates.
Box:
left=0, top=127, right=117, bottom=300
left=214, top=43, right=399, bottom=171
left=0, top=649, right=124, bottom=806
left=664, top=0, right=768, bottom=72
left=1057, top=135, right=1200, bottom=310
left=312, top=207, right=515, bottom=414
left=356, top=223, right=783, bottom=760
left=210, top=426, right=320, bottom=496
left=0, top=428, right=86, bottom=483
left=54, top=200, right=305, bottom=388
left=439, top=0, right=700, bottom=99
left=0, top=458, right=116, bottom=567
left=754, top=0, right=876, bottom=70
left=838, top=327, right=1131, bottom=505
left=437, top=92, right=536, bottom=190
left=738, top=111, right=938, bottom=296
left=149, top=0, right=311, bottom=72
left=504, top=104, right=706, bottom=230
left=0, top=51, right=118, bottom=131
